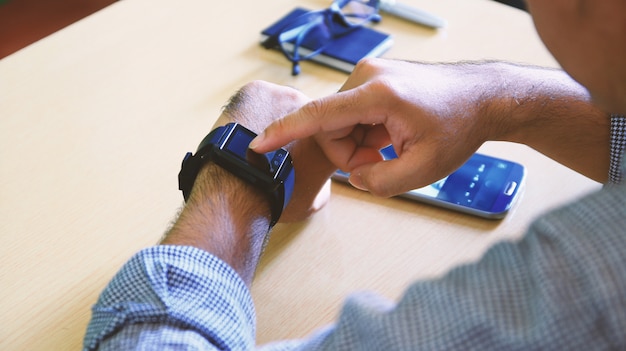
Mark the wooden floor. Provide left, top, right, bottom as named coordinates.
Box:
left=0, top=0, right=116, bottom=59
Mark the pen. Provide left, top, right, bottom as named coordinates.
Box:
left=379, top=0, right=447, bottom=29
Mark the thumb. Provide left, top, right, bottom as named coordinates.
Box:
left=347, top=159, right=406, bottom=198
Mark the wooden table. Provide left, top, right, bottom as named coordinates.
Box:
left=0, top=0, right=600, bottom=349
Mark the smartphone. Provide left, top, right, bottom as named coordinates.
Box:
left=332, top=145, right=526, bottom=219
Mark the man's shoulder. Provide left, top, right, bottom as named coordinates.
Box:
left=536, top=183, right=626, bottom=233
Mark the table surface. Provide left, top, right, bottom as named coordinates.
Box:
left=0, top=0, right=601, bottom=349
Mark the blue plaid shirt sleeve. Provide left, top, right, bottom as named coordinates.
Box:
left=287, top=184, right=626, bottom=350
left=85, top=180, right=626, bottom=350
left=609, top=115, right=626, bottom=184
left=83, top=245, right=257, bottom=351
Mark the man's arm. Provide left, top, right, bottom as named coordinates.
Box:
left=161, top=163, right=270, bottom=285
left=84, top=152, right=274, bottom=350
left=251, top=59, right=612, bottom=198
left=487, top=61, right=610, bottom=182
left=84, top=81, right=336, bottom=350
left=158, top=79, right=339, bottom=284
left=295, top=184, right=626, bottom=350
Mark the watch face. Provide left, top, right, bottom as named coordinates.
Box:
left=225, top=127, right=256, bottom=158
left=223, top=124, right=273, bottom=174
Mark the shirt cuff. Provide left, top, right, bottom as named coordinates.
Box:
left=83, top=245, right=255, bottom=351
left=609, top=114, right=626, bottom=184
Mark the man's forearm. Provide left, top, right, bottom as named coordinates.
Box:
left=484, top=62, right=611, bottom=182
left=161, top=163, right=271, bottom=285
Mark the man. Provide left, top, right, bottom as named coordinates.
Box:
left=84, top=0, right=626, bottom=349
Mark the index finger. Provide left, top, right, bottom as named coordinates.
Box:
left=249, top=86, right=387, bottom=153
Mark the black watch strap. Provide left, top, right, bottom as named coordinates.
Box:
left=178, top=126, right=224, bottom=201
left=178, top=123, right=295, bottom=228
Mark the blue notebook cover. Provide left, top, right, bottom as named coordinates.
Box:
left=261, top=7, right=393, bottom=73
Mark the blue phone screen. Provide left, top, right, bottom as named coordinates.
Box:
left=380, top=145, right=521, bottom=212
left=431, top=154, right=512, bottom=211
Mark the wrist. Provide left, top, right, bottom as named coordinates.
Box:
left=163, top=163, right=271, bottom=285
left=178, top=123, right=295, bottom=228
left=478, top=62, right=593, bottom=143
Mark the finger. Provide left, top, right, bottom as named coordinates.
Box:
left=359, top=124, right=391, bottom=150
left=348, top=158, right=416, bottom=197
left=349, top=148, right=443, bottom=197
left=250, top=86, right=388, bottom=153
left=320, top=123, right=390, bottom=149
left=315, top=124, right=391, bottom=171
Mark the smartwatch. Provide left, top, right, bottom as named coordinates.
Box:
left=178, top=122, right=295, bottom=228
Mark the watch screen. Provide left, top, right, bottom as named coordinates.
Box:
left=223, top=125, right=271, bottom=173
left=225, top=128, right=255, bottom=158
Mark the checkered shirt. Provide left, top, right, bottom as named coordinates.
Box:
left=609, top=115, right=626, bottom=184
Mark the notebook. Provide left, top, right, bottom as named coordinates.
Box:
left=260, top=7, right=393, bottom=73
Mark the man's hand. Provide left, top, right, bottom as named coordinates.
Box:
left=251, top=59, right=498, bottom=197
